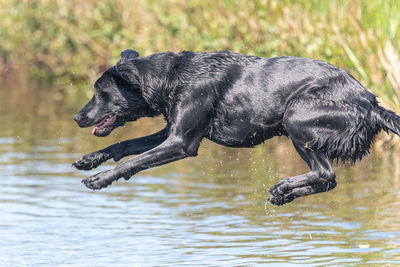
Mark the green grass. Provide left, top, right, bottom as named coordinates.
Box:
left=1, top=0, right=399, bottom=111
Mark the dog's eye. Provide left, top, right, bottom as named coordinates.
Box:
left=99, top=92, right=110, bottom=101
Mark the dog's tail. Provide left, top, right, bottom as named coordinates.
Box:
left=373, top=105, right=400, bottom=136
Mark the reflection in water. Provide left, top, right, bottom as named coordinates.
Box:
left=1, top=80, right=400, bottom=265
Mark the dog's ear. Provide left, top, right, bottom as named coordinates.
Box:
left=115, top=49, right=140, bottom=88
left=118, top=49, right=139, bottom=64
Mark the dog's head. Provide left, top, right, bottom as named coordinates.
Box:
left=74, top=49, right=155, bottom=137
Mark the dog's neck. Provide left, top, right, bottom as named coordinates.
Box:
left=134, top=52, right=182, bottom=119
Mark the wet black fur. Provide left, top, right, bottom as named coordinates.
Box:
left=73, top=49, right=400, bottom=205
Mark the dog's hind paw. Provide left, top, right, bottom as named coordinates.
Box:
left=73, top=151, right=109, bottom=170
left=268, top=178, right=305, bottom=205
left=268, top=192, right=296, bottom=206
left=82, top=170, right=117, bottom=190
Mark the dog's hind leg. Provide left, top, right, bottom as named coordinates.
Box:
left=268, top=142, right=336, bottom=205
left=268, top=97, right=340, bottom=205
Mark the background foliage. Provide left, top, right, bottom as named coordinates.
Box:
left=1, top=0, right=399, bottom=111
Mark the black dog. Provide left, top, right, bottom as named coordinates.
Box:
left=73, top=49, right=400, bottom=205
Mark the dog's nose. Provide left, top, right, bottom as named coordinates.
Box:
left=74, top=112, right=92, bottom=128
left=73, top=113, right=82, bottom=123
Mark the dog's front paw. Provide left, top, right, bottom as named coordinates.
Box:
left=73, top=151, right=109, bottom=170
left=82, top=170, right=118, bottom=190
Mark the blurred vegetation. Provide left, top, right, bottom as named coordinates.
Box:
left=0, top=0, right=399, bottom=111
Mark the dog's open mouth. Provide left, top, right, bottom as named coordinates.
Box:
left=92, top=114, right=117, bottom=136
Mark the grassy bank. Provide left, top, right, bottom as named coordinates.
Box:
left=1, top=0, right=399, bottom=110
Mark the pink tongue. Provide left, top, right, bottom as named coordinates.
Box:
left=92, top=127, right=97, bottom=135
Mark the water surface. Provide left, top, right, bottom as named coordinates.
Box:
left=1, top=80, right=400, bottom=266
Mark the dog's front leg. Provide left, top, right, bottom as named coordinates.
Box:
left=82, top=134, right=202, bottom=189
left=82, top=86, right=214, bottom=189
left=73, top=127, right=168, bottom=170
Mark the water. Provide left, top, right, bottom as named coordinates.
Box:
left=1, top=80, right=400, bottom=266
